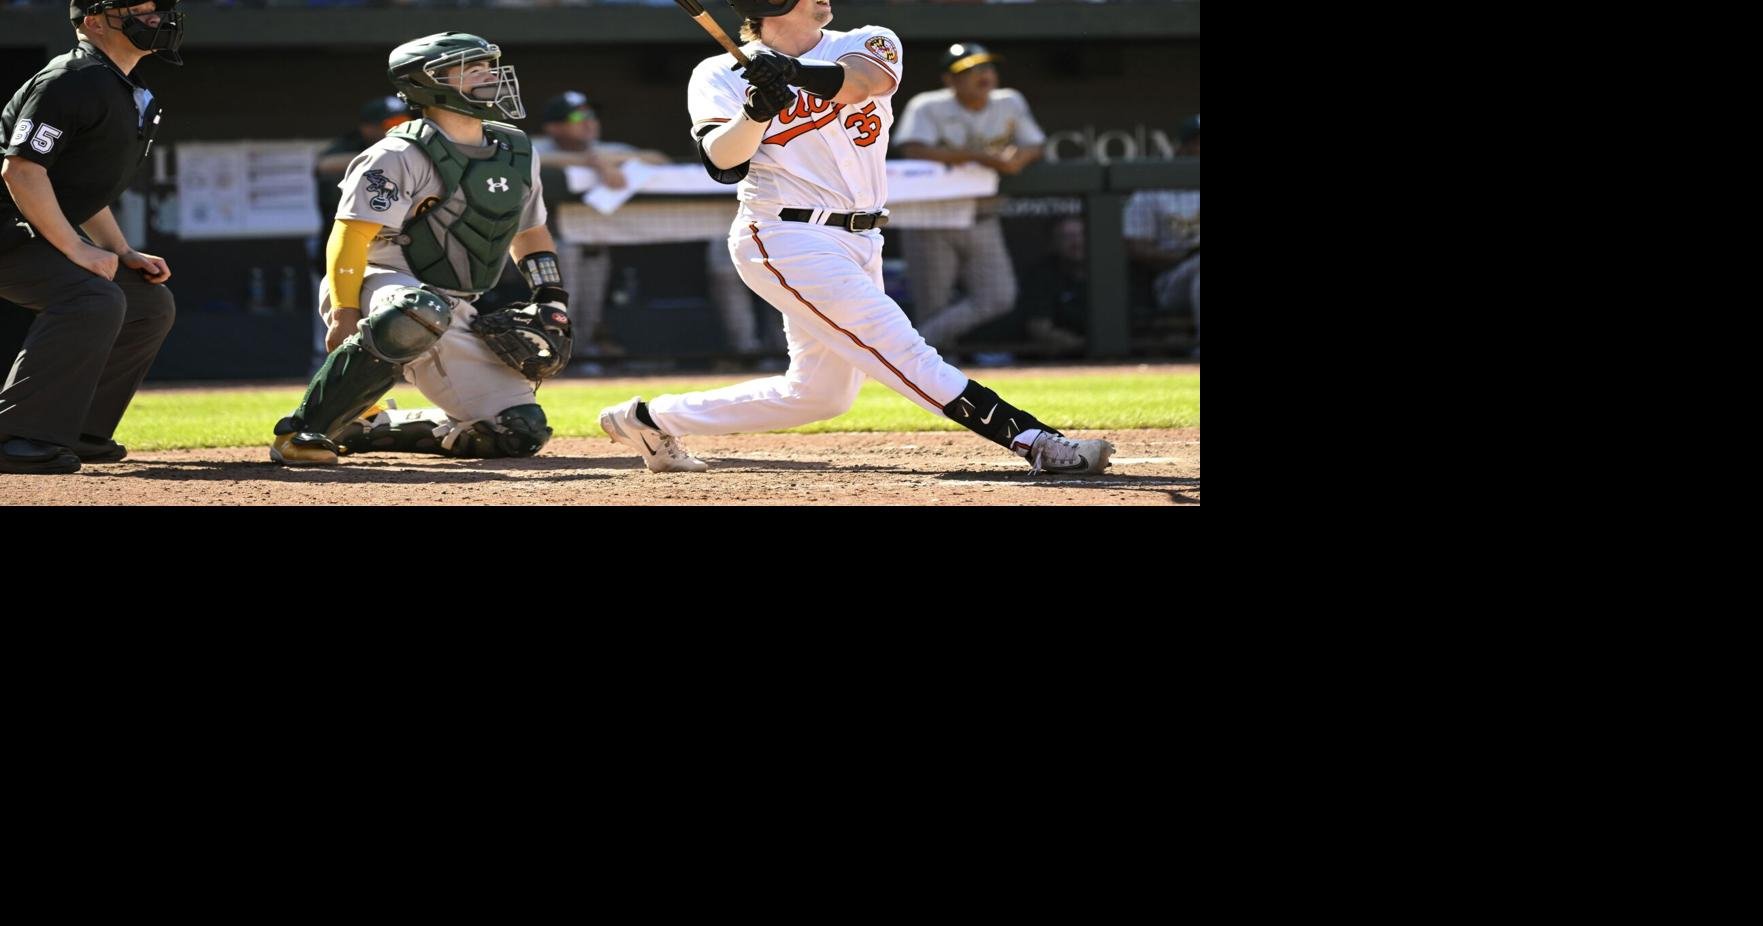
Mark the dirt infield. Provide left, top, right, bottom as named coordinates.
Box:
left=2, top=428, right=1199, bottom=506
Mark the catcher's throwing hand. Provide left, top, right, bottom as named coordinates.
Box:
left=531, top=284, right=569, bottom=310
left=326, top=307, right=362, bottom=353
left=735, top=51, right=798, bottom=89
left=744, top=80, right=796, bottom=123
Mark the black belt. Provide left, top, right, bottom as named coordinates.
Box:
left=779, top=208, right=889, bottom=232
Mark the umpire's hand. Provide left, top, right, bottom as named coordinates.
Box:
left=121, top=249, right=171, bottom=284
left=70, top=241, right=119, bottom=281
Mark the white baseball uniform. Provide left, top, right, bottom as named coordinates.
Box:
left=323, top=123, right=549, bottom=425
left=644, top=25, right=971, bottom=439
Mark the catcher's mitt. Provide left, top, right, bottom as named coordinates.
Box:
left=470, top=300, right=574, bottom=381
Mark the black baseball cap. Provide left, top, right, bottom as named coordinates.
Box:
left=541, top=91, right=597, bottom=125
left=940, top=42, right=1001, bottom=75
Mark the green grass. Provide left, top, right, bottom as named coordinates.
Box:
left=115, top=368, right=1199, bottom=451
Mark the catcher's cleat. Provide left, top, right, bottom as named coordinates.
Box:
left=1022, top=432, right=1114, bottom=475
left=598, top=396, right=708, bottom=473
left=270, top=417, right=339, bottom=466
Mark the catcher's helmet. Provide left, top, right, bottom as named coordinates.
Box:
left=69, top=1, right=185, bottom=66
left=727, top=0, right=800, bottom=18
left=388, top=32, right=525, bottom=121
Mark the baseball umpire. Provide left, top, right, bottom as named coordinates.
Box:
left=0, top=1, right=180, bottom=474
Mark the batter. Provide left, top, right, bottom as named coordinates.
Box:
left=598, top=0, right=1114, bottom=476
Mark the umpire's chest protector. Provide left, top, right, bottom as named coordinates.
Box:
left=390, top=119, right=532, bottom=292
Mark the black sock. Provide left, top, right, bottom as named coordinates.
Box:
left=941, top=379, right=1057, bottom=449
left=635, top=401, right=658, bottom=430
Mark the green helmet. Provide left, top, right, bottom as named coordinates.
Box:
left=387, top=32, right=525, bottom=121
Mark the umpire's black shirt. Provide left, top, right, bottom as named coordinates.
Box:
left=0, top=40, right=163, bottom=229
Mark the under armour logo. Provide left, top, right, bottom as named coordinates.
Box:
left=486, top=177, right=510, bottom=193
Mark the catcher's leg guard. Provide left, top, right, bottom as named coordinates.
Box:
left=287, top=337, right=402, bottom=439
left=444, top=404, right=552, bottom=458
left=334, top=407, right=450, bottom=456
left=941, top=378, right=1059, bottom=450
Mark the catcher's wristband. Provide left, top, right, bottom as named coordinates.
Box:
left=519, top=251, right=563, bottom=290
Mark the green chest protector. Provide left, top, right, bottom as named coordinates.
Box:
left=389, top=119, right=532, bottom=292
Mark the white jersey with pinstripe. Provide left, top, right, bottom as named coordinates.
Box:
left=643, top=24, right=973, bottom=443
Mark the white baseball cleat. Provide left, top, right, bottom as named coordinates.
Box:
left=1026, top=432, right=1115, bottom=475
left=599, top=396, right=709, bottom=473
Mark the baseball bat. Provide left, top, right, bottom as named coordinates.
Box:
left=673, top=0, right=752, bottom=66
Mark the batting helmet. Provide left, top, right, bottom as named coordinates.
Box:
left=727, top=0, right=800, bottom=18
left=388, top=32, right=525, bottom=122
left=69, top=1, right=185, bottom=66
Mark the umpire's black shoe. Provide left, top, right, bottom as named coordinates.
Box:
left=70, top=435, right=128, bottom=463
left=0, top=437, right=81, bottom=474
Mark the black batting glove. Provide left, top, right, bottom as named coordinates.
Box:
left=735, top=51, right=799, bottom=89
left=743, top=80, right=796, bottom=123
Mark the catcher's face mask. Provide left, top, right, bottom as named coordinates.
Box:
left=431, top=48, right=524, bottom=121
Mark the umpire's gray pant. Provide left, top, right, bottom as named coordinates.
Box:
left=903, top=216, right=1019, bottom=350
left=0, top=238, right=176, bottom=447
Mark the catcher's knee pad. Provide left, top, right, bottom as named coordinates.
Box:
left=290, top=340, right=401, bottom=438
left=942, top=378, right=1056, bottom=450
left=357, top=285, right=452, bottom=364
left=446, top=404, right=552, bottom=458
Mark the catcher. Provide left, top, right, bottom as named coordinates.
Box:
left=269, top=31, right=572, bottom=465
